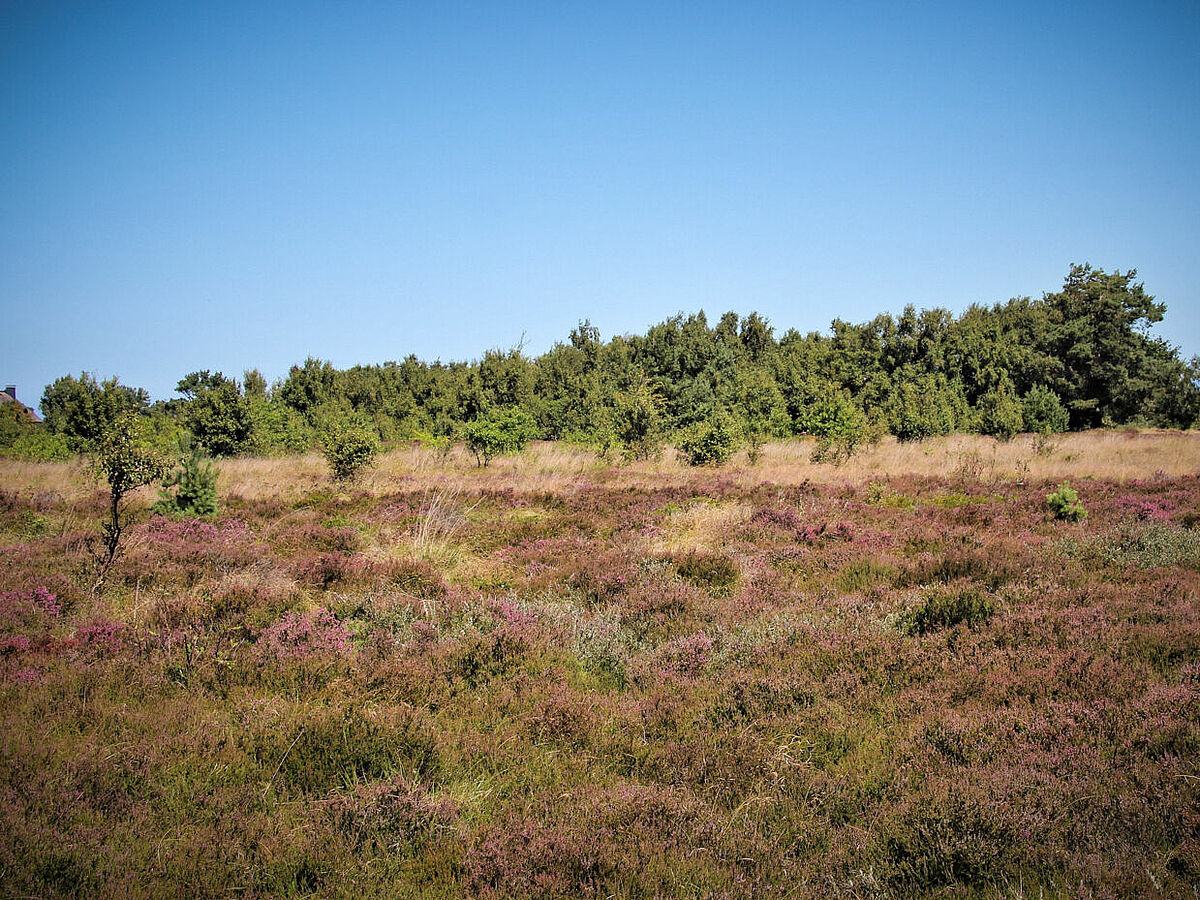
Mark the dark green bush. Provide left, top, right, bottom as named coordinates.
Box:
left=612, top=384, right=662, bottom=461
left=463, top=407, right=535, bottom=466
left=807, top=392, right=868, bottom=465
left=152, top=441, right=219, bottom=517
left=322, top=423, right=380, bottom=481
left=1022, top=384, right=1070, bottom=434
left=977, top=376, right=1024, bottom=441
left=902, top=586, right=995, bottom=635
left=677, top=410, right=741, bottom=466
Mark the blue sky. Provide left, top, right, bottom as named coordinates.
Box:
left=3, top=0, right=1198, bottom=406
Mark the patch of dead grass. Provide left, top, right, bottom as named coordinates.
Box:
left=648, top=500, right=753, bottom=555
left=3, top=431, right=1193, bottom=513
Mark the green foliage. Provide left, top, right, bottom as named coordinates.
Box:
left=153, top=440, right=219, bottom=517
left=612, top=382, right=662, bottom=461
left=887, top=370, right=966, bottom=442
left=463, top=407, right=535, bottom=467
left=1047, top=482, right=1086, bottom=522
left=677, top=409, right=742, bottom=466
left=177, top=371, right=253, bottom=457
left=40, top=372, right=149, bottom=450
left=279, top=357, right=337, bottom=424
left=730, top=366, right=789, bottom=438
left=1021, top=384, right=1070, bottom=434
left=0, top=402, right=70, bottom=460
left=0, top=400, right=32, bottom=445
left=91, top=413, right=172, bottom=503
left=1, top=429, right=72, bottom=461
left=89, top=412, right=171, bottom=593
left=807, top=392, right=867, bottom=465
left=30, top=265, right=1200, bottom=458
left=1043, top=264, right=1174, bottom=428
left=247, top=398, right=313, bottom=454
left=242, top=367, right=268, bottom=399
left=901, top=586, right=996, bottom=635
left=977, top=375, right=1024, bottom=441
left=321, top=423, right=380, bottom=482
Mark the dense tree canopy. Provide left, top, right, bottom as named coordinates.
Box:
left=32, top=266, right=1200, bottom=458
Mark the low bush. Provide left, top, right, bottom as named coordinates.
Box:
left=152, top=441, right=219, bottom=517
left=901, top=586, right=996, bottom=635
left=463, top=407, right=535, bottom=467
left=808, top=392, right=869, bottom=465
left=676, top=411, right=741, bottom=466
left=1047, top=481, right=1086, bottom=521
left=321, top=424, right=379, bottom=482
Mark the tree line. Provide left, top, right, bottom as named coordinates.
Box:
left=6, top=265, right=1198, bottom=464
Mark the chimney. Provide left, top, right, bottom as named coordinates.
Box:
left=4, top=386, right=14, bottom=402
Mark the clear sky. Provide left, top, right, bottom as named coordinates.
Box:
left=3, top=0, right=1198, bottom=406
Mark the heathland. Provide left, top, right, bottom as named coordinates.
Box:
left=1, top=431, right=1198, bottom=897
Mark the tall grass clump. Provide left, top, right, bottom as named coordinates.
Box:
left=412, top=484, right=476, bottom=555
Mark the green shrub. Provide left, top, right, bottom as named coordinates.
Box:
left=807, top=393, right=867, bottom=465
left=977, top=376, right=1024, bottom=441
left=463, top=407, right=535, bottom=467
left=886, top=372, right=964, bottom=442
left=1022, top=384, right=1070, bottom=434
left=1047, top=481, right=1086, bottom=521
left=178, top=371, right=252, bottom=457
left=2, top=429, right=72, bottom=461
left=677, top=410, right=741, bottom=466
left=612, top=384, right=662, bottom=461
left=901, top=586, right=995, bottom=635
left=248, top=398, right=314, bottom=455
left=89, top=412, right=171, bottom=594
left=322, top=424, right=380, bottom=481
left=152, top=441, right=219, bottom=517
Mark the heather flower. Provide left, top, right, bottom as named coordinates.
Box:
left=73, top=618, right=125, bottom=655
left=8, top=665, right=41, bottom=684
left=257, top=608, right=351, bottom=660
left=0, top=586, right=61, bottom=632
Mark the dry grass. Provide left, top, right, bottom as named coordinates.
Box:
left=216, top=452, right=329, bottom=502
left=412, top=483, right=477, bottom=555
left=816, top=429, right=1200, bottom=483
left=647, top=500, right=753, bottom=555
left=0, top=458, right=94, bottom=502
left=2, top=430, right=1194, bottom=507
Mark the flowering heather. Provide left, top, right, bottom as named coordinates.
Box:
left=291, top=550, right=370, bottom=588
left=640, top=629, right=716, bottom=678
left=256, top=607, right=351, bottom=660
left=2, top=444, right=1199, bottom=898
left=333, top=776, right=459, bottom=857
left=0, top=586, right=61, bottom=626
left=72, top=617, right=124, bottom=655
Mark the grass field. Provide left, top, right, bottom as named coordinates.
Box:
left=1, top=432, right=1198, bottom=898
